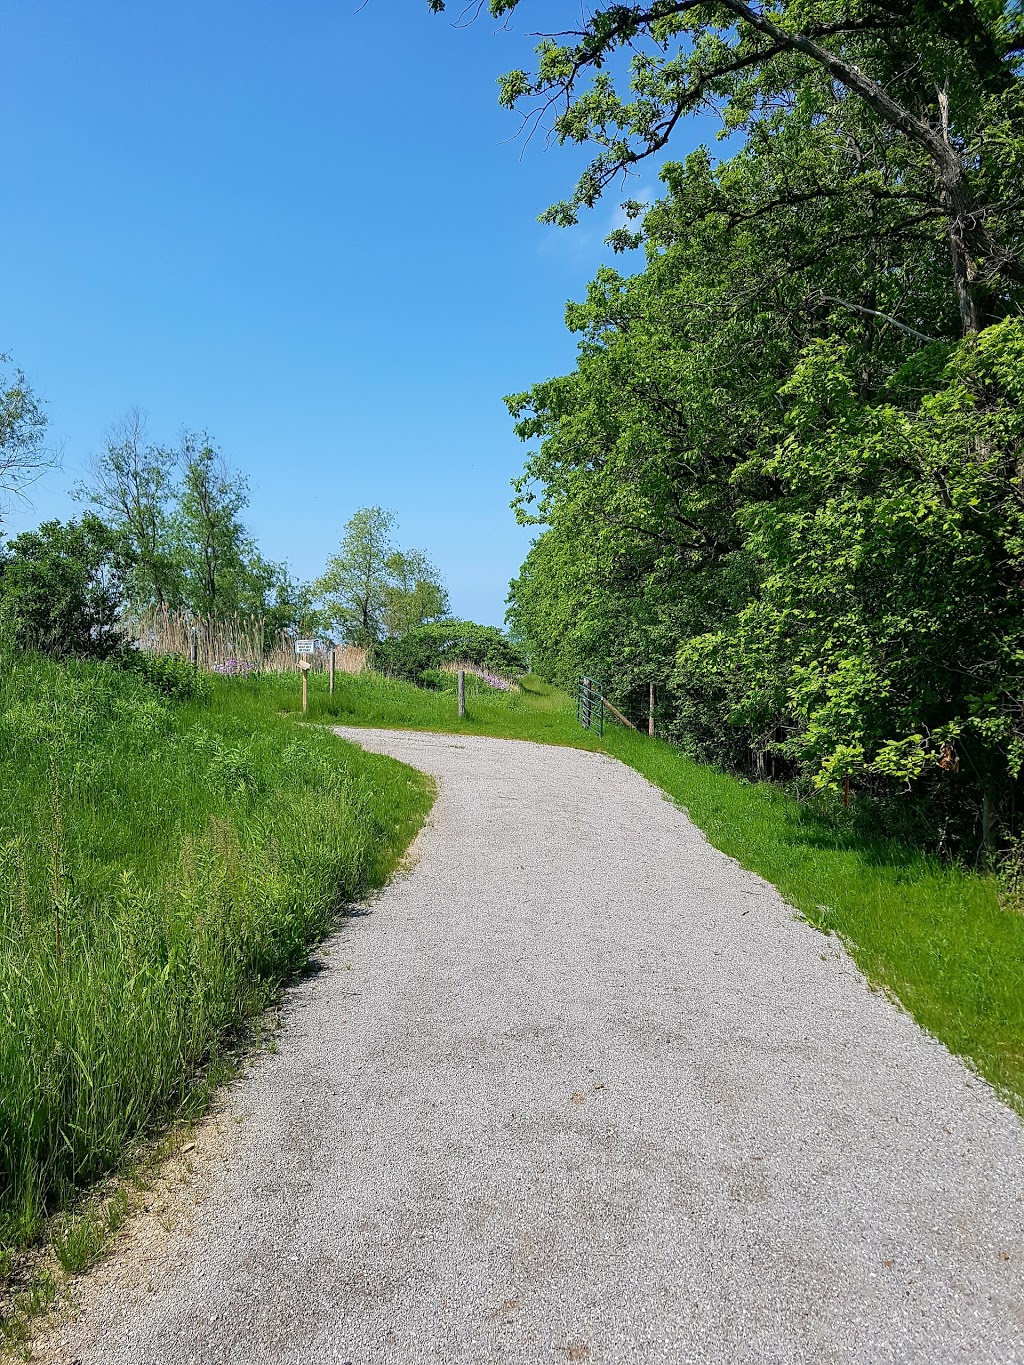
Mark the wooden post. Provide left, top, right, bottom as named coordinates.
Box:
left=648, top=681, right=655, bottom=738
left=299, top=659, right=310, bottom=714
left=843, top=773, right=850, bottom=809
left=190, top=629, right=198, bottom=672
left=457, top=669, right=466, bottom=718
left=982, top=790, right=995, bottom=859
left=329, top=648, right=336, bottom=696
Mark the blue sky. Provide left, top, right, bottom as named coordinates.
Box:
left=1, top=1, right=711, bottom=626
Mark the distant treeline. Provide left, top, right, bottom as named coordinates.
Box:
left=0, top=397, right=452, bottom=664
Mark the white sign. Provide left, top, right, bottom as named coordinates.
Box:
left=294, top=639, right=316, bottom=655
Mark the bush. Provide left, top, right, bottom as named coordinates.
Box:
left=370, top=620, right=525, bottom=685
left=0, top=516, right=125, bottom=659
left=110, top=647, right=212, bottom=700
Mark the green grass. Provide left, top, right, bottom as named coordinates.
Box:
left=0, top=653, right=432, bottom=1268
left=297, top=668, right=1024, bottom=1109
left=299, top=667, right=607, bottom=747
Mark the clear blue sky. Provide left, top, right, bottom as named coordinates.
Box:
left=1, top=1, right=710, bottom=626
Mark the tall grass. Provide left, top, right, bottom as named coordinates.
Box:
left=122, top=605, right=366, bottom=673
left=0, top=653, right=431, bottom=1262
left=303, top=668, right=1024, bottom=1108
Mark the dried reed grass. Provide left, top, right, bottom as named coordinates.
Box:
left=122, top=606, right=366, bottom=674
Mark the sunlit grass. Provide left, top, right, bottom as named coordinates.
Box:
left=297, top=667, right=606, bottom=748
left=0, top=654, right=432, bottom=1265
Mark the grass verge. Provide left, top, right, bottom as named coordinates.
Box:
left=295, top=668, right=1024, bottom=1109
left=298, top=667, right=606, bottom=747
left=0, top=653, right=432, bottom=1282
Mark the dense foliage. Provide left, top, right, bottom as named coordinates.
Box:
left=370, top=619, right=526, bottom=685
left=0, top=516, right=125, bottom=659
left=468, top=2, right=1024, bottom=853
left=110, top=647, right=212, bottom=700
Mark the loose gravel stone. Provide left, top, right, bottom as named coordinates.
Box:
left=40, top=729, right=1024, bottom=1364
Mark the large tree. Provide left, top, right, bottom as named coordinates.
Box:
left=382, top=548, right=450, bottom=638
left=174, top=433, right=285, bottom=624
left=497, top=8, right=1024, bottom=847
left=77, top=409, right=181, bottom=609
left=432, top=1, right=1024, bottom=335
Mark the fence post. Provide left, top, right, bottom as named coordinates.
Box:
left=329, top=648, right=336, bottom=696
left=648, top=682, right=655, bottom=738
left=457, top=669, right=466, bottom=718
left=190, top=629, right=198, bottom=672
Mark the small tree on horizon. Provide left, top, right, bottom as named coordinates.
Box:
left=314, top=508, right=449, bottom=646
left=0, top=356, right=54, bottom=525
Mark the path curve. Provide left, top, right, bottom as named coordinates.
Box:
left=43, top=729, right=1024, bottom=1364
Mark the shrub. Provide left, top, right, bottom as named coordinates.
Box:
left=371, top=620, right=525, bottom=685
left=110, top=647, right=211, bottom=700
left=0, top=516, right=124, bottom=659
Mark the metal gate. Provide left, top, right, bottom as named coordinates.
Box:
left=576, top=676, right=604, bottom=736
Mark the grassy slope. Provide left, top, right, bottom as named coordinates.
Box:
left=296, top=668, right=1024, bottom=1108
left=0, top=656, right=432, bottom=1264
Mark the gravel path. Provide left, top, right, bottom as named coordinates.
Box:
left=43, top=729, right=1024, bottom=1364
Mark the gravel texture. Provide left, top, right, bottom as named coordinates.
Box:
left=41, top=728, right=1024, bottom=1364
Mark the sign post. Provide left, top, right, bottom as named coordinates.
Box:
left=295, top=640, right=315, bottom=713
left=298, top=659, right=311, bottom=713
left=329, top=648, right=336, bottom=696
left=457, top=669, right=466, bottom=719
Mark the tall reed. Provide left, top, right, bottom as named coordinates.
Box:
left=120, top=605, right=366, bottom=675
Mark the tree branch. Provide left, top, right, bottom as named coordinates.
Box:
left=814, top=294, right=940, bottom=344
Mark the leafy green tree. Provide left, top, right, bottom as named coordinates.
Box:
left=382, top=549, right=449, bottom=637
left=0, top=516, right=125, bottom=658
left=263, top=571, right=319, bottom=644
left=76, top=409, right=182, bottom=609
left=432, top=1, right=1024, bottom=335
left=314, top=507, right=396, bottom=646
left=0, top=356, right=52, bottom=522
left=431, top=2, right=1024, bottom=849
left=687, top=321, right=1024, bottom=809
left=314, top=509, right=449, bottom=646
left=174, top=434, right=286, bottom=625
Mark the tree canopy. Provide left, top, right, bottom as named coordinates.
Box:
left=433, top=1, right=1024, bottom=335
left=313, top=508, right=449, bottom=647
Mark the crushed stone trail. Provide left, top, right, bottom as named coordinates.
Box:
left=43, top=729, right=1024, bottom=1364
